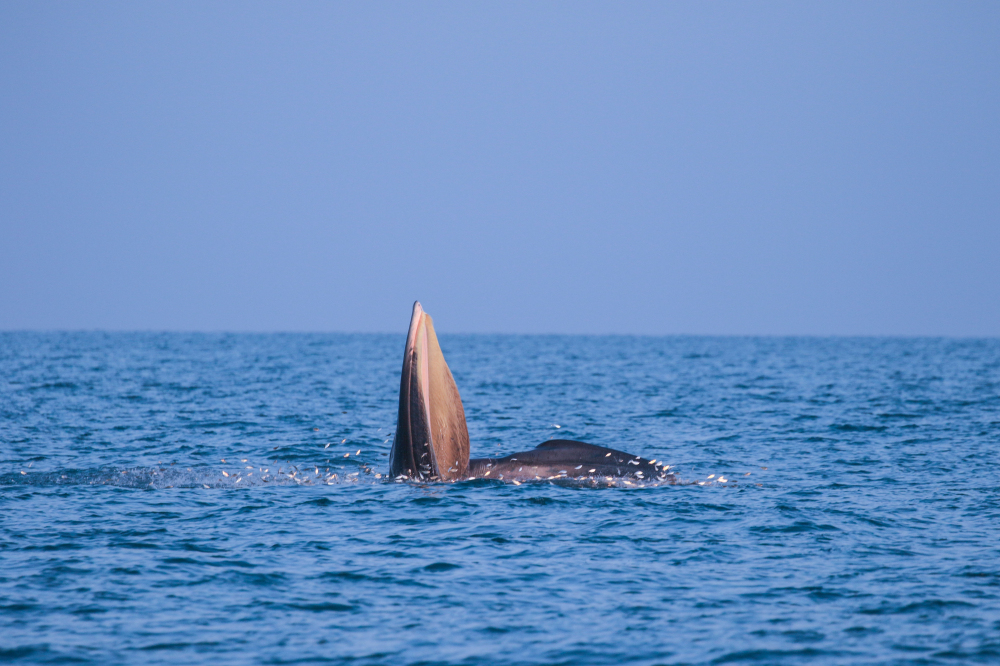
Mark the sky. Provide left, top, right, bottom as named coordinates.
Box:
left=1, top=2, right=997, bottom=335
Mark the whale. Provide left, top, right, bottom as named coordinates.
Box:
left=388, top=302, right=674, bottom=484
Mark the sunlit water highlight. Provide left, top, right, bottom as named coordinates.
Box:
left=2, top=333, right=999, bottom=665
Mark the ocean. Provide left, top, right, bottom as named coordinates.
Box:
left=1, top=332, right=999, bottom=665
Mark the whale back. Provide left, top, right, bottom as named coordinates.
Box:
left=389, top=302, right=470, bottom=480
left=468, top=439, right=670, bottom=482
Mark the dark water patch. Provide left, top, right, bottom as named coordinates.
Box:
left=69, top=606, right=108, bottom=615
left=0, top=646, right=51, bottom=661
left=860, top=599, right=976, bottom=616
left=34, top=382, right=78, bottom=390
left=843, top=625, right=884, bottom=635
left=136, top=641, right=220, bottom=652
left=750, top=521, right=840, bottom=534
left=317, top=571, right=432, bottom=588
left=281, top=601, right=357, bottom=613
left=111, top=539, right=162, bottom=549
left=958, top=570, right=1000, bottom=580
left=712, top=648, right=855, bottom=663
left=422, top=562, right=460, bottom=572
left=831, top=424, right=888, bottom=432
left=161, top=557, right=206, bottom=565
left=932, top=647, right=1000, bottom=660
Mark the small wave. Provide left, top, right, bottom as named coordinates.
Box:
left=712, top=647, right=857, bottom=663
left=860, top=599, right=976, bottom=615
left=0, top=467, right=750, bottom=490
left=0, top=462, right=381, bottom=489
left=831, top=423, right=888, bottom=432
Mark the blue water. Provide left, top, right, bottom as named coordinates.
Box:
left=2, top=333, right=999, bottom=665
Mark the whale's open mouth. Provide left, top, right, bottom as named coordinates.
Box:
left=388, top=301, right=675, bottom=485
left=388, top=302, right=471, bottom=480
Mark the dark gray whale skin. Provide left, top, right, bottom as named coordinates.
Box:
left=468, top=439, right=673, bottom=483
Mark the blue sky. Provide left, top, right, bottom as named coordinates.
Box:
left=1, top=2, right=997, bottom=335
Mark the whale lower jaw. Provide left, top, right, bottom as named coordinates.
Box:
left=467, top=440, right=673, bottom=483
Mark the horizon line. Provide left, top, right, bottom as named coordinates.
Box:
left=1, top=328, right=997, bottom=340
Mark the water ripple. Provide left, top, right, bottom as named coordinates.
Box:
left=1, top=333, right=999, bottom=665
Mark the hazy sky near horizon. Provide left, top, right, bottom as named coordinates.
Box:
left=1, top=2, right=998, bottom=335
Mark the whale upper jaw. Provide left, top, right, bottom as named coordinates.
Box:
left=389, top=302, right=471, bottom=481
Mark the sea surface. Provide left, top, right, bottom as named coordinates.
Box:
left=1, top=333, right=999, bottom=665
